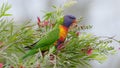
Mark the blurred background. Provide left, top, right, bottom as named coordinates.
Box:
left=0, top=0, right=120, bottom=68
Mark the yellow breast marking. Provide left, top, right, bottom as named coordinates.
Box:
left=59, top=25, right=68, bottom=41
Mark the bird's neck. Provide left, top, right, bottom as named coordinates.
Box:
left=60, top=25, right=68, bottom=31
left=63, top=23, right=70, bottom=28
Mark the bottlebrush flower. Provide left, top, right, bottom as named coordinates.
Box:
left=37, top=17, right=41, bottom=23
left=37, top=17, right=49, bottom=27
left=39, top=20, right=49, bottom=27
left=20, top=65, right=24, bottom=68
left=43, top=20, right=49, bottom=26
left=37, top=17, right=41, bottom=27
left=0, top=63, right=3, bottom=68
left=57, top=44, right=65, bottom=50
left=76, top=31, right=80, bottom=36
left=87, top=48, right=93, bottom=56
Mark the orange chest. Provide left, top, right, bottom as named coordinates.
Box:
left=59, top=25, right=68, bottom=41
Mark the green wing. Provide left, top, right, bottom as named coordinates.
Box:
left=33, top=25, right=60, bottom=50
left=22, top=24, right=60, bottom=59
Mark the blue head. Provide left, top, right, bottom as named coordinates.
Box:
left=63, top=15, right=76, bottom=28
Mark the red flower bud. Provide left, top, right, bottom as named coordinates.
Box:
left=57, top=44, right=64, bottom=50
left=43, top=20, right=49, bottom=26
left=0, top=63, right=3, bottom=68
left=37, top=17, right=41, bottom=23
left=20, top=65, right=24, bottom=68
left=37, top=17, right=41, bottom=27
left=76, top=31, right=80, bottom=36
left=87, top=48, right=93, bottom=56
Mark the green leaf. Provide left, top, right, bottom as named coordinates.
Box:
left=3, top=14, right=12, bottom=16
left=0, top=3, right=11, bottom=18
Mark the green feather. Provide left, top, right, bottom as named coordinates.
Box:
left=22, top=49, right=38, bottom=59
left=22, top=24, right=60, bottom=59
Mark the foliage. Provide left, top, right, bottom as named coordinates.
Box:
left=0, top=3, right=12, bottom=18
left=0, top=1, right=119, bottom=68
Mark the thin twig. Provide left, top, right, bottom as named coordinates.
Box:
left=98, top=35, right=120, bottom=44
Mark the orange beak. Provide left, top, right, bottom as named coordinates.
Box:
left=73, top=19, right=77, bottom=23
left=72, top=19, right=77, bottom=26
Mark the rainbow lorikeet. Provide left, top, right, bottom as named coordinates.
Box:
left=22, top=15, right=76, bottom=59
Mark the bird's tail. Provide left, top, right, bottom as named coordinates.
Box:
left=22, top=49, right=38, bottom=59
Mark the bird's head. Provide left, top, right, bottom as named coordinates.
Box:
left=63, top=15, right=76, bottom=28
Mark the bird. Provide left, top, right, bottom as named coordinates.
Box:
left=22, top=15, right=76, bottom=59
